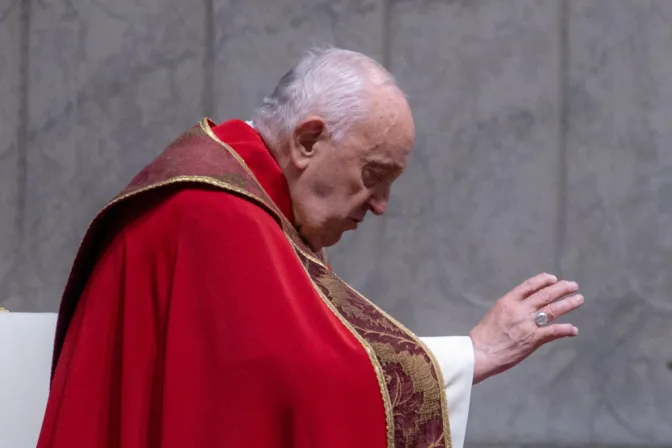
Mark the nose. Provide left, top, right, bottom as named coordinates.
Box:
left=369, top=194, right=388, bottom=216
left=367, top=183, right=391, bottom=216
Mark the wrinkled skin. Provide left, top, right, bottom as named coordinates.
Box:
left=277, top=83, right=413, bottom=250
left=469, top=273, right=583, bottom=384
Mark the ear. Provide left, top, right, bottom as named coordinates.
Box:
left=289, top=116, right=326, bottom=170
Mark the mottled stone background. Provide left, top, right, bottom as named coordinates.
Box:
left=1, top=0, right=671, bottom=446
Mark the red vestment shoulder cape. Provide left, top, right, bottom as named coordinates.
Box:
left=38, top=120, right=450, bottom=448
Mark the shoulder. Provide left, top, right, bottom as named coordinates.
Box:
left=146, top=186, right=282, bottom=236
left=167, top=186, right=277, bottom=222
left=107, top=185, right=285, bottom=255
left=154, top=187, right=293, bottom=262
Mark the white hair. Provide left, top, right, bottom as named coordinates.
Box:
left=251, top=47, right=398, bottom=151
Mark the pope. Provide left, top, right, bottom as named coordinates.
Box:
left=38, top=48, right=583, bottom=448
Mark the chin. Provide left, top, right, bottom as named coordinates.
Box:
left=299, top=221, right=346, bottom=251
left=298, top=228, right=333, bottom=252
left=322, top=234, right=343, bottom=248
left=312, top=229, right=344, bottom=250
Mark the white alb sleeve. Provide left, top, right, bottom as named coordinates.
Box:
left=419, top=336, right=474, bottom=448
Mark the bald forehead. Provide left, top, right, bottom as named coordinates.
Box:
left=366, top=85, right=414, bottom=138
left=352, top=85, right=414, bottom=167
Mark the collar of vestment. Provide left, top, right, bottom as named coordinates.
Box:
left=210, top=119, right=294, bottom=224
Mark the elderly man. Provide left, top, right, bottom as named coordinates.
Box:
left=38, top=48, right=582, bottom=448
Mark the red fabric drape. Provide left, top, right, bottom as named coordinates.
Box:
left=37, top=121, right=387, bottom=447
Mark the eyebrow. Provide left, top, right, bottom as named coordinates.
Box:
left=366, top=160, right=404, bottom=172
left=365, top=161, right=405, bottom=181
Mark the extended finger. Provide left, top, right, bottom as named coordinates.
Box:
left=527, top=280, right=579, bottom=308
left=509, top=272, right=558, bottom=300
left=536, top=323, right=579, bottom=346
left=537, top=293, right=584, bottom=323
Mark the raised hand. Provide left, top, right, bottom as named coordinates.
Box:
left=468, top=273, right=584, bottom=384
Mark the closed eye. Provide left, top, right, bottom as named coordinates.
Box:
left=362, top=166, right=387, bottom=188
left=362, top=162, right=403, bottom=188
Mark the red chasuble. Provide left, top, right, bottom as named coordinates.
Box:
left=38, top=120, right=450, bottom=448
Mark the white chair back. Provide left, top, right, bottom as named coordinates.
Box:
left=0, top=312, right=58, bottom=448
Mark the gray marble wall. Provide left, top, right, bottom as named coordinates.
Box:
left=1, top=0, right=671, bottom=446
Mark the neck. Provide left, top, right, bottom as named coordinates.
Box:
left=255, top=128, right=312, bottom=247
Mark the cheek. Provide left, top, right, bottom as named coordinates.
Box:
left=309, top=156, right=366, bottom=206
left=309, top=163, right=339, bottom=198
left=313, top=181, right=334, bottom=199
left=319, top=166, right=364, bottom=198
left=347, top=189, right=371, bottom=211
left=347, top=178, right=364, bottom=197
left=347, top=167, right=367, bottom=194
left=345, top=172, right=372, bottom=210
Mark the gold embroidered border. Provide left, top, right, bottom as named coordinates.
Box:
left=340, top=279, right=452, bottom=447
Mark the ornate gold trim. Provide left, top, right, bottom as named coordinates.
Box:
left=338, top=278, right=452, bottom=445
